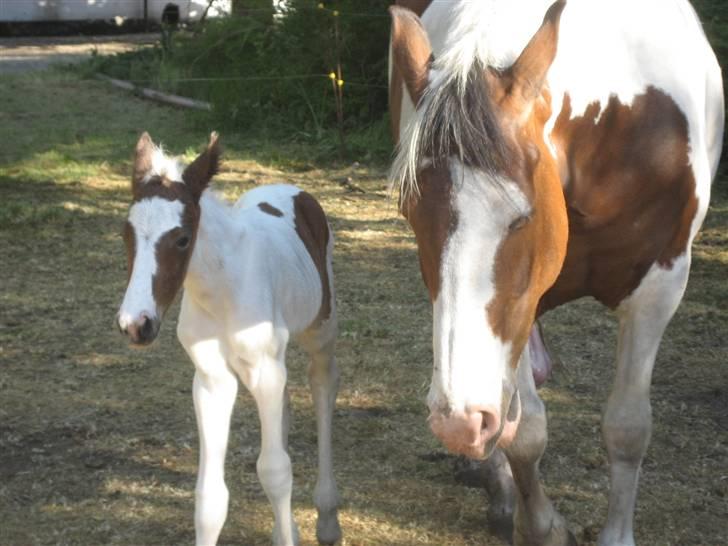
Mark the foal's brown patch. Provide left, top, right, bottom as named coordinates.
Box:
left=293, top=192, right=332, bottom=327
left=258, top=202, right=284, bottom=217
left=125, top=179, right=200, bottom=314
left=539, top=87, right=697, bottom=312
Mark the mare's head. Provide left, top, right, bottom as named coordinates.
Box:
left=390, top=2, right=568, bottom=458
left=116, top=132, right=220, bottom=346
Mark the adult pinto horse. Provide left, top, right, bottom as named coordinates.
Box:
left=389, top=1, right=723, bottom=545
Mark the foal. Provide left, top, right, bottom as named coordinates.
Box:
left=116, top=132, right=341, bottom=546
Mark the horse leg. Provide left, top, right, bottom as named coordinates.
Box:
left=187, top=340, right=238, bottom=546
left=243, top=352, right=299, bottom=546
left=454, top=451, right=515, bottom=541
left=504, top=349, right=575, bottom=546
left=304, top=335, right=342, bottom=545
left=598, top=259, right=690, bottom=546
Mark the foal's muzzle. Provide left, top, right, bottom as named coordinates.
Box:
left=117, top=311, right=160, bottom=346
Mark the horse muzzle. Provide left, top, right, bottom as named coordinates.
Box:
left=428, top=391, right=522, bottom=460
left=117, top=311, right=160, bottom=347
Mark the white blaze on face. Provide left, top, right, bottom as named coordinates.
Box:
left=118, top=197, right=185, bottom=328
left=427, top=161, right=530, bottom=415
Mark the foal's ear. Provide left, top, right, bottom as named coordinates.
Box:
left=389, top=5, right=433, bottom=105
left=183, top=132, right=221, bottom=200
left=132, top=132, right=155, bottom=191
left=507, top=0, right=565, bottom=108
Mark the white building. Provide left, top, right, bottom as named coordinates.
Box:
left=0, top=0, right=231, bottom=24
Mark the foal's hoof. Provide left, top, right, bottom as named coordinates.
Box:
left=316, top=513, right=342, bottom=545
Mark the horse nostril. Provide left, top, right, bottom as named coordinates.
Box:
left=139, top=314, right=154, bottom=341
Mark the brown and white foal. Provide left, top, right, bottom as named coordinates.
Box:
left=116, top=133, right=341, bottom=546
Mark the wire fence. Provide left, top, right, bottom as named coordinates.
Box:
left=0, top=3, right=394, bottom=159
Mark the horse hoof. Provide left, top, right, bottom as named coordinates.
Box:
left=487, top=509, right=514, bottom=544
left=316, top=514, right=342, bottom=545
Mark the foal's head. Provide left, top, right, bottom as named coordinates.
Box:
left=390, top=2, right=568, bottom=458
left=117, top=132, right=220, bottom=346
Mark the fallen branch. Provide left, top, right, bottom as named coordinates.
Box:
left=97, top=74, right=212, bottom=111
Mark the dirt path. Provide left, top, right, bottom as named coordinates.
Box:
left=0, top=33, right=159, bottom=74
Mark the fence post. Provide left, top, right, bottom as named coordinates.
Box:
left=331, top=9, right=347, bottom=159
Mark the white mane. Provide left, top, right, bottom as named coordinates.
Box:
left=389, top=0, right=553, bottom=202
left=143, top=145, right=185, bottom=183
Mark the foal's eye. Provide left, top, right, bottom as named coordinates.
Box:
left=176, top=236, right=191, bottom=249
left=509, top=215, right=531, bottom=232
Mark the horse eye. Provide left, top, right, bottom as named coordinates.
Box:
left=509, top=215, right=530, bottom=232
left=176, top=235, right=190, bottom=249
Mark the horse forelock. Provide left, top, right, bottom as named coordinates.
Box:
left=390, top=59, right=510, bottom=202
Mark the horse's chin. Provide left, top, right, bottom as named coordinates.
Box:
left=128, top=335, right=159, bottom=349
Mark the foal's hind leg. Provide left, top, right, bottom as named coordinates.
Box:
left=300, top=325, right=342, bottom=545
left=504, top=351, right=575, bottom=546
left=598, top=258, right=690, bottom=546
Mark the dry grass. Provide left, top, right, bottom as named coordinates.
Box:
left=1, top=71, right=726, bottom=546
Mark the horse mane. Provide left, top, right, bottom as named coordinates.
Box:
left=389, top=0, right=530, bottom=202
left=390, top=57, right=511, bottom=202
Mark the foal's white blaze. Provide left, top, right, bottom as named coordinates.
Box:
left=428, top=161, right=530, bottom=415
left=118, top=197, right=184, bottom=328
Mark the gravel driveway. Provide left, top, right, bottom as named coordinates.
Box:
left=0, top=33, right=159, bottom=74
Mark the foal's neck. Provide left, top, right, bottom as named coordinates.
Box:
left=184, top=191, right=236, bottom=300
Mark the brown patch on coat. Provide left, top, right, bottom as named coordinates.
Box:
left=258, top=202, right=284, bottom=217
left=483, top=0, right=569, bottom=366
left=539, top=87, right=697, bottom=312
left=389, top=2, right=433, bottom=143
left=486, top=87, right=567, bottom=368
left=293, top=191, right=332, bottom=327
left=401, top=165, right=456, bottom=301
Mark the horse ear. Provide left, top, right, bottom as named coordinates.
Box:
left=389, top=5, right=433, bottom=105
left=508, top=0, right=565, bottom=106
left=183, top=132, right=220, bottom=200
left=132, top=132, right=155, bottom=191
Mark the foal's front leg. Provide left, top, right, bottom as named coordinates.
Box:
left=187, top=339, right=238, bottom=546
left=239, top=349, right=299, bottom=546
left=504, top=353, right=575, bottom=546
